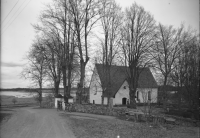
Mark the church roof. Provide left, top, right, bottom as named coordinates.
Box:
left=95, top=64, right=158, bottom=97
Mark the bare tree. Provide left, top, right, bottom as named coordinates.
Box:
left=119, top=3, right=156, bottom=109
left=37, top=36, right=62, bottom=97
left=170, top=28, right=199, bottom=109
left=68, top=0, right=101, bottom=103
left=151, top=24, right=184, bottom=108
left=95, top=0, right=122, bottom=106
left=34, top=0, right=77, bottom=98
left=21, top=39, right=47, bottom=107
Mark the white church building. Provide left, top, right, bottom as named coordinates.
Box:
left=89, top=64, right=158, bottom=105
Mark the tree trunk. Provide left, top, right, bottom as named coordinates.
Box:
left=107, top=66, right=112, bottom=107
left=107, top=83, right=112, bottom=107
left=62, top=65, right=67, bottom=97
left=39, top=92, right=42, bottom=107
left=163, top=76, right=168, bottom=110
left=67, top=63, right=72, bottom=97
left=101, top=94, right=104, bottom=105
left=129, top=89, right=137, bottom=109
left=40, top=93, right=42, bottom=107
left=128, top=66, right=138, bottom=109
left=177, top=83, right=182, bottom=111
left=54, top=80, right=60, bottom=97
left=107, top=96, right=110, bottom=107
left=39, top=82, right=43, bottom=107
left=78, top=61, right=86, bottom=104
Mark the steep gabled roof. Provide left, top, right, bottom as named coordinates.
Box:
left=95, top=64, right=158, bottom=97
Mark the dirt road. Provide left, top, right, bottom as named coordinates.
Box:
left=0, top=107, right=76, bottom=138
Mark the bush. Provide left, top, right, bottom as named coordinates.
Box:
left=72, top=104, right=130, bottom=117
left=166, top=109, right=199, bottom=120
left=46, top=94, right=54, bottom=102
left=12, top=98, right=17, bottom=104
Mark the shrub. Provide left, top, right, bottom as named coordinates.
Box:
left=12, top=98, right=17, bottom=104
left=46, top=94, right=54, bottom=102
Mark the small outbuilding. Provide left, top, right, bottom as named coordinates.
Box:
left=55, top=94, right=74, bottom=110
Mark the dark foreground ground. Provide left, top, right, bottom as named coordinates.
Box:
left=63, top=112, right=199, bottom=138
left=0, top=106, right=75, bottom=138
left=0, top=94, right=199, bottom=138
left=0, top=106, right=199, bottom=138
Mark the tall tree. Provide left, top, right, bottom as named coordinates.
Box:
left=97, top=0, right=122, bottom=106
left=37, top=36, right=62, bottom=97
left=69, top=0, right=101, bottom=103
left=119, top=3, right=156, bottom=108
left=21, top=39, right=47, bottom=107
left=34, top=0, right=76, bottom=98
left=151, top=24, right=184, bottom=108
left=170, top=28, right=199, bottom=109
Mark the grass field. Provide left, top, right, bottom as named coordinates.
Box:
left=0, top=95, right=36, bottom=105
left=64, top=113, right=199, bottom=138
left=0, top=94, right=52, bottom=125
left=0, top=94, right=52, bottom=107
left=0, top=95, right=37, bottom=124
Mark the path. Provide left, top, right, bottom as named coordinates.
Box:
left=0, top=107, right=76, bottom=138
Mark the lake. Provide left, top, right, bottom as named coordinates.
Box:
left=0, top=91, right=50, bottom=98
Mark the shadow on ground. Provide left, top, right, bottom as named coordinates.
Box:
left=0, top=112, right=13, bottom=123
left=0, top=108, right=14, bottom=112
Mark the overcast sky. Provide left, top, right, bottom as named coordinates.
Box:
left=1, top=0, right=199, bottom=88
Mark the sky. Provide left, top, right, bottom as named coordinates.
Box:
left=1, top=0, right=199, bottom=88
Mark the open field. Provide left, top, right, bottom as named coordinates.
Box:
left=0, top=95, right=49, bottom=124
left=0, top=95, right=38, bottom=125
left=0, top=95, right=36, bottom=106
left=0, top=94, right=52, bottom=106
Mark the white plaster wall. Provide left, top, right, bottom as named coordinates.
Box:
left=114, top=81, right=130, bottom=105
left=55, top=98, right=65, bottom=110
left=151, top=88, right=158, bottom=103
left=68, top=98, right=73, bottom=103
left=55, top=98, right=62, bottom=108
left=62, top=99, right=65, bottom=110
left=71, top=93, right=76, bottom=102
left=103, top=97, right=108, bottom=105
left=137, top=88, right=158, bottom=103
left=89, top=67, right=103, bottom=104
left=113, top=80, right=158, bottom=104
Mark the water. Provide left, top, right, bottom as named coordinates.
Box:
left=0, top=91, right=49, bottom=98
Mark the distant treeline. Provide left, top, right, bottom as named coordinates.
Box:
left=0, top=88, right=82, bottom=93
left=0, top=88, right=54, bottom=92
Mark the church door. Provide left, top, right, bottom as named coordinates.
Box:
left=122, top=98, right=127, bottom=105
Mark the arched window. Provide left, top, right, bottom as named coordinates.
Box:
left=94, top=84, right=97, bottom=95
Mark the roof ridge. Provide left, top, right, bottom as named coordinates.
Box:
left=94, top=64, right=158, bottom=98
left=95, top=63, right=149, bottom=69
